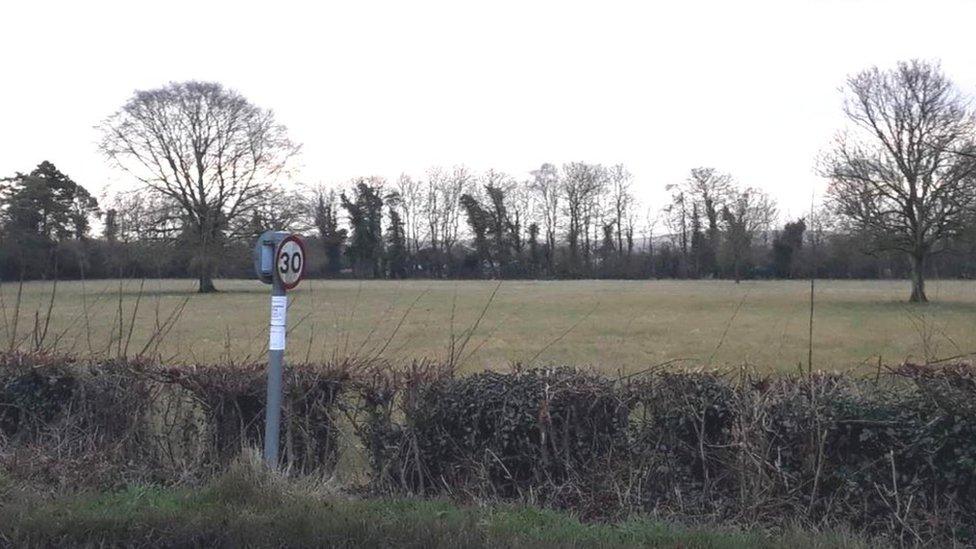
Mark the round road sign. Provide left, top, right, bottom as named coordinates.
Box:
left=275, top=234, right=305, bottom=290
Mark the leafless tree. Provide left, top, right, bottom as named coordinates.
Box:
left=106, top=192, right=183, bottom=244
left=424, top=167, right=445, bottom=254
left=562, top=162, right=605, bottom=273
left=608, top=164, right=634, bottom=258
left=662, top=186, right=689, bottom=274
left=394, top=173, right=423, bottom=254
left=239, top=187, right=309, bottom=237
left=443, top=166, right=473, bottom=255
left=98, top=81, right=299, bottom=292
left=422, top=165, right=471, bottom=274
left=823, top=60, right=976, bottom=302
left=530, top=163, right=561, bottom=271
left=721, top=187, right=777, bottom=282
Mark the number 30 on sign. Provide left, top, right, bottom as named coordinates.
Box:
left=276, top=234, right=305, bottom=290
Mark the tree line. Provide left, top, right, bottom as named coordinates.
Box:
left=4, top=61, right=976, bottom=301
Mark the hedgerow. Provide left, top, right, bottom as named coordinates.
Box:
left=2, top=351, right=976, bottom=543
left=0, top=352, right=351, bottom=486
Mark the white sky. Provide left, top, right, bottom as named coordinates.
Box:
left=4, top=0, right=976, bottom=222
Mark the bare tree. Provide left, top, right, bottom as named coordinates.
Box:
left=662, top=186, right=689, bottom=275
left=421, top=165, right=471, bottom=275
left=105, top=192, right=183, bottom=244
left=394, top=173, right=423, bottom=254
left=423, top=167, right=445, bottom=255
left=441, top=165, right=472, bottom=257
left=823, top=60, right=976, bottom=302
left=99, top=81, right=299, bottom=292
left=562, top=162, right=605, bottom=273
left=721, top=187, right=777, bottom=283
left=608, top=164, right=634, bottom=258
left=530, top=163, right=561, bottom=272
left=507, top=178, right=533, bottom=258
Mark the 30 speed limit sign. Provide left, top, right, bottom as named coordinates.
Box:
left=275, top=234, right=305, bottom=290
left=252, top=230, right=306, bottom=469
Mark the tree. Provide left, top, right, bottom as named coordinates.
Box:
left=684, top=168, right=730, bottom=277
left=394, top=173, right=423, bottom=255
left=1, top=161, right=99, bottom=241
left=386, top=204, right=408, bottom=279
left=721, top=187, right=776, bottom=282
left=662, top=187, right=690, bottom=277
left=690, top=202, right=704, bottom=277
left=530, top=163, right=561, bottom=273
left=0, top=162, right=99, bottom=277
left=608, top=164, right=634, bottom=259
left=460, top=193, right=492, bottom=276
left=422, top=166, right=471, bottom=275
left=313, top=190, right=346, bottom=276
left=240, top=188, right=307, bottom=239
left=562, top=162, right=605, bottom=274
left=98, top=81, right=299, bottom=292
left=823, top=60, right=976, bottom=302
left=599, top=222, right=616, bottom=264
left=103, top=209, right=118, bottom=243
left=772, top=219, right=806, bottom=278
left=483, top=175, right=515, bottom=270
left=527, top=222, right=541, bottom=275
left=341, top=178, right=385, bottom=278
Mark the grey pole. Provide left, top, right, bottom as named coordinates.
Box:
left=263, top=276, right=286, bottom=468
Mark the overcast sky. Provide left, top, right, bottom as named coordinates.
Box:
left=4, top=0, right=976, bottom=221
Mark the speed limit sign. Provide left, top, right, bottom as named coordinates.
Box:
left=275, top=234, right=305, bottom=290
left=252, top=230, right=306, bottom=470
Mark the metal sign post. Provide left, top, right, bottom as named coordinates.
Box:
left=253, top=231, right=305, bottom=468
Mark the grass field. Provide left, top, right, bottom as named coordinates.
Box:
left=3, top=278, right=976, bottom=373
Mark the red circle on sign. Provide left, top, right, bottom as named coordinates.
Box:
left=275, top=234, right=306, bottom=290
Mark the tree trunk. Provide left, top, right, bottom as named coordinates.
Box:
left=198, top=273, right=217, bottom=293
left=909, top=253, right=927, bottom=303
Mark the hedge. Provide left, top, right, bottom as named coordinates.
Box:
left=2, top=352, right=975, bottom=543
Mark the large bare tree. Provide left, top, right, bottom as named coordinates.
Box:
left=823, top=60, right=976, bottom=302
left=99, top=81, right=299, bottom=292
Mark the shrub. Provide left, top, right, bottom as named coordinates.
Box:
left=0, top=353, right=350, bottom=486
left=358, top=364, right=628, bottom=504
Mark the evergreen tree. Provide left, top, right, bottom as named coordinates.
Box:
left=772, top=219, right=806, bottom=278
left=341, top=180, right=385, bottom=278
left=460, top=193, right=493, bottom=276
left=1, top=161, right=98, bottom=241
left=386, top=206, right=408, bottom=278
left=527, top=222, right=540, bottom=276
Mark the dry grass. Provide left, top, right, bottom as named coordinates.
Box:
left=3, top=278, right=976, bottom=373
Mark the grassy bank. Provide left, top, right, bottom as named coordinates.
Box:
left=0, top=464, right=872, bottom=548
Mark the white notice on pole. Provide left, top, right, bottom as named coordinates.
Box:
left=269, top=325, right=286, bottom=350
left=270, top=296, right=287, bottom=326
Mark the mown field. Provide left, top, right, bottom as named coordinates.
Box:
left=3, top=278, right=976, bottom=372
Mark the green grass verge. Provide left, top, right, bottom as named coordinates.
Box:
left=0, top=463, right=874, bottom=548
